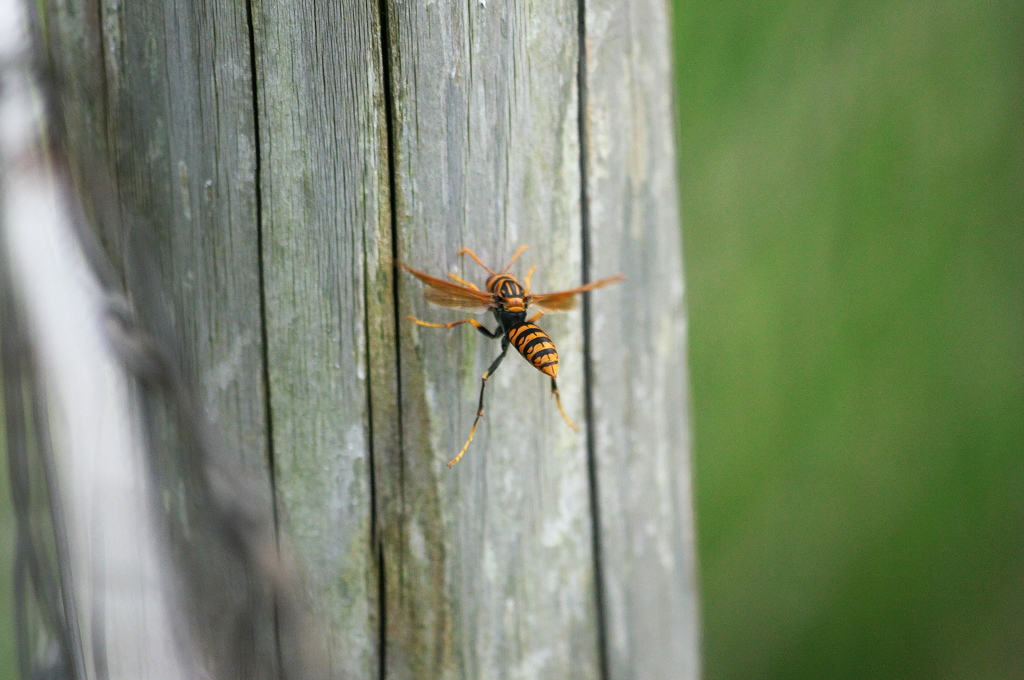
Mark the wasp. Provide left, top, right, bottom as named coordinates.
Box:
left=400, top=245, right=624, bottom=467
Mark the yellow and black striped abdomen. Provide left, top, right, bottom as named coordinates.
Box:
left=508, top=323, right=559, bottom=379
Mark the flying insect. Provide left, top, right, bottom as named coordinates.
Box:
left=400, top=245, right=624, bottom=467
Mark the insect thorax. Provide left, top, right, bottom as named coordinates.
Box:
left=495, top=307, right=527, bottom=333
left=486, top=273, right=527, bottom=318
left=486, top=273, right=523, bottom=298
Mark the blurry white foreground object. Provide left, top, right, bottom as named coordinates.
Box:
left=0, top=0, right=197, bottom=677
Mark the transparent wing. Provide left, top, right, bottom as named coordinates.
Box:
left=399, top=262, right=494, bottom=311
left=527, top=274, right=625, bottom=313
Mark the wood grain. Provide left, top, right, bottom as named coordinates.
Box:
left=250, top=2, right=391, bottom=678
left=49, top=0, right=279, bottom=674
left=85, top=2, right=280, bottom=675
left=100, top=0, right=269, bottom=475
left=380, top=2, right=603, bottom=678
left=583, top=0, right=702, bottom=678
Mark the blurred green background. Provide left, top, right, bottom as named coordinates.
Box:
left=673, top=1, right=1023, bottom=678
left=2, top=1, right=1022, bottom=678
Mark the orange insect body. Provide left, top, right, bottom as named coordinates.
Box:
left=400, top=245, right=624, bottom=467
left=507, top=322, right=558, bottom=378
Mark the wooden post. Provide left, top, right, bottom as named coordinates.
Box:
left=584, top=1, right=701, bottom=677
left=29, top=0, right=700, bottom=677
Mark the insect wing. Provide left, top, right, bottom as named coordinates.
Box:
left=527, top=274, right=625, bottom=313
left=399, top=262, right=494, bottom=311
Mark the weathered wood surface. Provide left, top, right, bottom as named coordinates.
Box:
left=33, top=0, right=700, bottom=677
left=100, top=0, right=268, bottom=473
left=102, top=0, right=284, bottom=675
left=42, top=0, right=282, bottom=676
left=584, top=1, right=701, bottom=678
left=250, top=2, right=391, bottom=676
left=383, top=1, right=602, bottom=678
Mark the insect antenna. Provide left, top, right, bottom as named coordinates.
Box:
left=500, top=244, right=529, bottom=272
left=457, top=248, right=496, bottom=275
left=523, top=264, right=538, bottom=294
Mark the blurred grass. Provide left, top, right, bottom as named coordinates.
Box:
left=672, top=1, right=1024, bottom=678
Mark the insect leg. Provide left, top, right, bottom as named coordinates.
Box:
left=526, top=311, right=545, bottom=324
left=408, top=316, right=499, bottom=338
left=551, top=377, right=579, bottom=432
left=472, top=323, right=503, bottom=339
left=449, top=336, right=511, bottom=467
left=447, top=273, right=480, bottom=290
left=457, top=248, right=496, bottom=275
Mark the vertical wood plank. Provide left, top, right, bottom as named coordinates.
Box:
left=251, top=3, right=390, bottom=677
left=381, top=2, right=602, bottom=678
left=583, top=0, right=702, bottom=678
left=101, top=0, right=268, bottom=475
left=91, top=0, right=279, bottom=674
